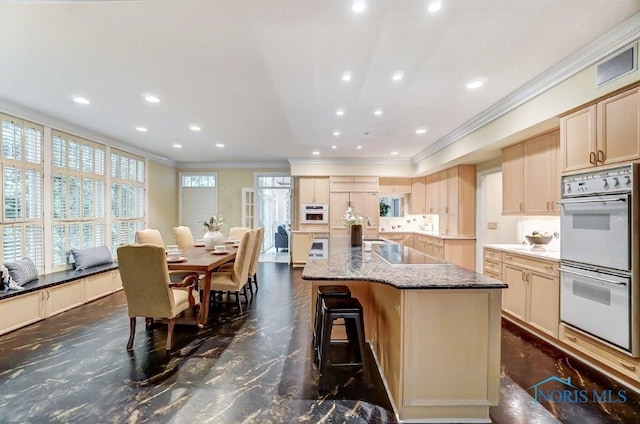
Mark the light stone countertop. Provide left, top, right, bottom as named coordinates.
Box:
left=379, top=230, right=476, bottom=240
left=302, top=236, right=506, bottom=290
left=483, top=244, right=561, bottom=261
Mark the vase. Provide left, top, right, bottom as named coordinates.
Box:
left=350, top=224, right=363, bottom=247
left=203, top=230, right=225, bottom=249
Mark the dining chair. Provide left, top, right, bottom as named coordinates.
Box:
left=173, top=226, right=195, bottom=250
left=228, top=226, right=251, bottom=240
left=248, top=227, right=264, bottom=292
left=135, top=228, right=164, bottom=246
left=117, top=244, right=201, bottom=351
left=209, top=229, right=256, bottom=313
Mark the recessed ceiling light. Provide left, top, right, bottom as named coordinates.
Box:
left=466, top=80, right=484, bottom=89
left=331, top=145, right=337, bottom=149
left=73, top=97, right=90, bottom=105
left=356, top=145, right=363, bottom=149
left=342, top=72, right=352, bottom=82
left=215, top=143, right=225, bottom=148
left=172, top=144, right=182, bottom=149
left=312, top=151, right=320, bottom=155
left=333, top=131, right=340, bottom=136
left=391, top=151, right=399, bottom=155
left=135, top=127, right=147, bottom=132
left=352, top=1, right=366, bottom=13
left=415, top=128, right=427, bottom=134
left=145, top=95, right=160, bottom=103
left=336, top=109, right=345, bottom=116
left=189, top=125, right=201, bottom=132
left=427, top=2, right=442, bottom=13
left=374, top=109, right=383, bottom=116
left=392, top=71, right=404, bottom=81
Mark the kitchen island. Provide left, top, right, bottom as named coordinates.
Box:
left=302, top=237, right=507, bottom=423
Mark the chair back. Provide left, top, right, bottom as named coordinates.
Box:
left=173, top=226, right=194, bottom=250
left=135, top=228, right=164, bottom=246
left=248, top=227, right=264, bottom=277
left=117, top=244, right=175, bottom=318
left=232, top=230, right=256, bottom=285
left=229, top=226, right=251, bottom=239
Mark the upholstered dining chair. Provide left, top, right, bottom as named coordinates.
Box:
left=248, top=227, right=264, bottom=293
left=135, top=228, right=164, bottom=246
left=228, top=226, right=251, bottom=240
left=117, top=244, right=201, bottom=351
left=209, top=229, right=256, bottom=313
left=173, top=226, right=195, bottom=250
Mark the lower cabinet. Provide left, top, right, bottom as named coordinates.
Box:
left=291, top=232, right=328, bottom=267
left=0, top=291, right=44, bottom=335
left=415, top=234, right=476, bottom=271
left=379, top=232, right=414, bottom=247
left=85, top=270, right=122, bottom=302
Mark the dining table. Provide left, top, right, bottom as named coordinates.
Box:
left=167, top=245, right=237, bottom=323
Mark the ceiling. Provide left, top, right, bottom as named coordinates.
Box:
left=0, top=1, right=639, bottom=166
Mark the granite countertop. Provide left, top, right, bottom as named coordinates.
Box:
left=291, top=229, right=329, bottom=234
left=483, top=244, right=560, bottom=261
left=302, top=237, right=506, bottom=290
left=378, top=230, right=476, bottom=240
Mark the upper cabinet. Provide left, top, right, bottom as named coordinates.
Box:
left=329, top=191, right=379, bottom=238
left=560, top=86, right=640, bottom=172
left=329, top=176, right=379, bottom=192
left=502, top=129, right=560, bottom=215
left=380, top=178, right=411, bottom=194
left=425, top=173, right=439, bottom=214
left=438, top=165, right=476, bottom=236
left=410, top=177, right=426, bottom=214
left=298, top=177, right=329, bottom=203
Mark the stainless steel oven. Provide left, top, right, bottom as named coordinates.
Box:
left=560, top=163, right=640, bottom=356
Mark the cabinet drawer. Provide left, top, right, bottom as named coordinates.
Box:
left=484, top=248, right=502, bottom=262
left=484, top=270, right=501, bottom=280
left=560, top=325, right=640, bottom=381
left=503, top=253, right=558, bottom=276
left=483, top=259, right=502, bottom=275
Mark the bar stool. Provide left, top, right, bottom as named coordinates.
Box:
left=317, top=296, right=369, bottom=391
left=312, top=285, right=351, bottom=363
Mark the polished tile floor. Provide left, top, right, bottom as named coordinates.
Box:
left=0, top=262, right=638, bottom=423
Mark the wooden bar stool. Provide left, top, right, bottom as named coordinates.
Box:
left=312, top=285, right=351, bottom=363
left=317, top=296, right=369, bottom=392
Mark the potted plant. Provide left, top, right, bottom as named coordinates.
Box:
left=343, top=206, right=373, bottom=247
left=202, top=214, right=226, bottom=249
left=379, top=201, right=390, bottom=217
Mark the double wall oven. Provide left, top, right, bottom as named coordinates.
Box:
left=560, top=164, right=640, bottom=356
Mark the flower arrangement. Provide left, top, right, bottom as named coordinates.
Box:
left=203, top=214, right=225, bottom=231
left=343, top=206, right=373, bottom=227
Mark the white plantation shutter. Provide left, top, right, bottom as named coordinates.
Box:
left=111, top=149, right=145, bottom=249
left=52, top=174, right=67, bottom=219
left=24, top=126, right=42, bottom=164
left=2, top=226, right=22, bottom=263
left=25, top=169, right=42, bottom=220
left=3, top=166, right=22, bottom=220
left=52, top=224, right=66, bottom=265
left=25, top=225, right=43, bottom=268
left=2, top=119, right=21, bottom=161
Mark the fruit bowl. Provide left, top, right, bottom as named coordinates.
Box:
left=525, top=235, right=553, bottom=245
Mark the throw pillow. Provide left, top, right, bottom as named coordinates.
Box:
left=70, top=245, right=113, bottom=270
left=4, top=258, right=39, bottom=286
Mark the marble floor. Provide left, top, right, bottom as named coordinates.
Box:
left=259, top=247, right=290, bottom=263
left=0, top=262, right=638, bottom=423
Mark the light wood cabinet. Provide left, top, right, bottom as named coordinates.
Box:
left=410, top=177, right=426, bottom=214
left=329, top=176, right=379, bottom=192
left=437, top=165, right=475, bottom=236
left=415, top=234, right=475, bottom=270
left=291, top=232, right=317, bottom=267
left=298, top=177, right=329, bottom=203
left=379, top=232, right=413, bottom=247
left=329, top=191, right=379, bottom=238
left=380, top=178, right=411, bottom=194
left=502, top=129, right=560, bottom=215
left=425, top=174, right=439, bottom=214
left=560, top=86, right=640, bottom=172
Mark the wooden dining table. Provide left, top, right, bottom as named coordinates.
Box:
left=167, top=245, right=236, bottom=323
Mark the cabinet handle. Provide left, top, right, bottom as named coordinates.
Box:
left=589, top=151, right=597, bottom=165
left=566, top=335, right=577, bottom=342
left=505, top=255, right=513, bottom=261
left=527, top=272, right=531, bottom=282
left=521, top=270, right=526, bottom=281
left=597, top=149, right=605, bottom=164
left=546, top=201, right=550, bottom=211
left=519, top=202, right=523, bottom=212
left=550, top=200, right=555, bottom=211
left=618, top=360, right=637, bottom=371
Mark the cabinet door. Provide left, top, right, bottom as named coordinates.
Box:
left=502, top=143, right=524, bottom=214
left=314, top=178, right=330, bottom=203
left=291, top=233, right=314, bottom=265
left=528, top=272, right=560, bottom=338
left=446, top=167, right=459, bottom=214
left=298, top=178, right=316, bottom=203
left=394, top=178, right=412, bottom=194
left=425, top=174, right=439, bottom=214
left=360, top=192, right=380, bottom=238
left=523, top=134, right=553, bottom=213
left=379, top=178, right=394, bottom=193
left=550, top=130, right=561, bottom=213
left=410, top=178, right=426, bottom=214
left=47, top=280, right=84, bottom=317
left=560, top=105, right=597, bottom=172
left=502, top=264, right=527, bottom=321
left=437, top=171, right=448, bottom=214
left=598, top=87, right=640, bottom=166
left=85, top=272, right=116, bottom=302
left=329, top=192, right=350, bottom=236
left=0, top=291, right=43, bottom=335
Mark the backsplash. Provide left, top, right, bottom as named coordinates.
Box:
left=518, top=216, right=561, bottom=250
left=379, top=214, right=439, bottom=232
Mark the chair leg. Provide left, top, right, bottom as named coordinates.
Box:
left=236, top=291, right=243, bottom=313
left=195, top=304, right=202, bottom=328
left=166, top=319, right=175, bottom=351
left=253, top=274, right=259, bottom=292
left=247, top=278, right=254, bottom=297
left=127, top=317, right=136, bottom=350
left=145, top=317, right=154, bottom=329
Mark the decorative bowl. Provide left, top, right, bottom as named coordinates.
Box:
left=525, top=235, right=553, bottom=245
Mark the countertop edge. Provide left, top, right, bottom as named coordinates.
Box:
left=483, top=244, right=560, bottom=262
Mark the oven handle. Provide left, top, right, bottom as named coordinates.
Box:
left=559, top=267, right=628, bottom=286
left=559, top=197, right=627, bottom=205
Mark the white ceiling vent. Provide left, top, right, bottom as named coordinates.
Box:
left=596, top=43, right=637, bottom=87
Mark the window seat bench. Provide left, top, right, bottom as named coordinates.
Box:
left=0, top=262, right=121, bottom=336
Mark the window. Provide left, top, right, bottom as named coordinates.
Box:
left=0, top=115, right=44, bottom=269
left=51, top=131, right=106, bottom=269
left=182, top=174, right=216, bottom=187
left=111, top=149, right=145, bottom=253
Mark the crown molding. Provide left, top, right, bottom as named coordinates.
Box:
left=0, top=96, right=176, bottom=167
left=288, top=157, right=413, bottom=166
left=412, top=12, right=640, bottom=165
left=177, top=161, right=291, bottom=169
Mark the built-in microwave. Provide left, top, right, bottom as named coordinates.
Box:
left=301, top=203, right=328, bottom=224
